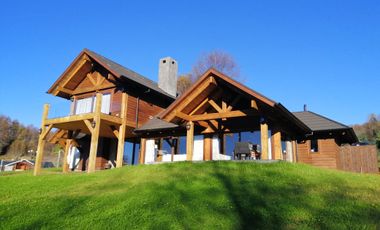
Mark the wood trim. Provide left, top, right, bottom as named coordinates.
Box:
left=60, top=59, right=90, bottom=88
left=208, top=99, right=222, bottom=112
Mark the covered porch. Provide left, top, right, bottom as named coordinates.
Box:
left=135, top=69, right=310, bottom=164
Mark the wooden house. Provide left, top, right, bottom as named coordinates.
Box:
left=34, top=49, right=377, bottom=175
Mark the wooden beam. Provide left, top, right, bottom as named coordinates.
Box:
left=139, top=138, right=146, bottom=164
left=166, top=76, right=217, bottom=121
left=55, top=86, right=74, bottom=96
left=87, top=93, right=102, bottom=173
left=190, top=109, right=256, bottom=121
left=34, top=104, right=50, bottom=176
left=61, top=59, right=90, bottom=88
left=83, top=119, right=94, bottom=133
left=260, top=122, right=268, bottom=160
left=116, top=92, right=128, bottom=168
left=186, top=121, right=194, bottom=161
left=41, top=124, right=53, bottom=140
left=251, top=99, right=259, bottom=110
left=208, top=99, right=222, bottom=112
left=203, top=134, right=212, bottom=161
left=87, top=72, right=97, bottom=86
left=272, top=130, right=282, bottom=160
left=189, top=98, right=209, bottom=116
left=72, top=83, right=115, bottom=95
left=175, top=111, right=192, bottom=121
left=222, top=100, right=227, bottom=112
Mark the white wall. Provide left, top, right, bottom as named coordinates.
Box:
left=145, top=139, right=156, bottom=164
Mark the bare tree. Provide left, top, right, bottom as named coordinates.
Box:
left=191, top=50, right=240, bottom=81
left=176, top=74, right=192, bottom=96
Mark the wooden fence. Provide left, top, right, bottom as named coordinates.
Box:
left=337, top=145, right=378, bottom=173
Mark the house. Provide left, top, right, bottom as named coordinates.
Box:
left=33, top=49, right=378, bottom=175
left=2, top=159, right=34, bottom=171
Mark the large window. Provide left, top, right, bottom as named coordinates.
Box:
left=74, top=94, right=111, bottom=115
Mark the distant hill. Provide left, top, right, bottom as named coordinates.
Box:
left=0, top=161, right=379, bottom=229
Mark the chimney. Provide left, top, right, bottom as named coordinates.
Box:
left=158, top=57, right=178, bottom=97
left=303, top=104, right=307, bottom=112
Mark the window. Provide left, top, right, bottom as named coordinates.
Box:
left=74, top=94, right=111, bottom=115
left=310, top=139, right=319, bottom=153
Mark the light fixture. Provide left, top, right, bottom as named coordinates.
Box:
left=38, top=128, right=42, bottom=134
left=91, top=120, right=96, bottom=128
left=186, top=123, right=191, bottom=130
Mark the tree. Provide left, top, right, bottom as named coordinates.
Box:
left=176, top=74, right=192, bottom=96
left=191, top=50, right=240, bottom=81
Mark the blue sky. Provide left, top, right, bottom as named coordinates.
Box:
left=0, top=0, right=379, bottom=127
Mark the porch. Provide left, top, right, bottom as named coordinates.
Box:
left=34, top=92, right=130, bottom=175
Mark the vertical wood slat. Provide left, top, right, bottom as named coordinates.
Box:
left=186, top=121, right=194, bottom=161
left=116, top=92, right=128, bottom=168
left=87, top=93, right=102, bottom=173
left=34, top=104, right=50, bottom=176
left=260, top=122, right=268, bottom=160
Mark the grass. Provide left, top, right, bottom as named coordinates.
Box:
left=0, top=161, right=379, bottom=229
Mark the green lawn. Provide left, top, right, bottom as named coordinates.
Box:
left=0, top=161, right=379, bottom=229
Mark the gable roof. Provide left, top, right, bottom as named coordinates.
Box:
left=4, top=159, right=34, bottom=166
left=146, top=68, right=310, bottom=134
left=48, top=49, right=175, bottom=99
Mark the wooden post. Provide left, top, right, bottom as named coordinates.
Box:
left=34, top=104, right=50, bottom=176
left=203, top=134, right=212, bottom=161
left=139, top=138, right=146, bottom=164
left=292, top=140, right=298, bottom=163
left=186, top=121, right=194, bottom=161
left=272, top=130, right=282, bottom=160
left=116, top=93, right=128, bottom=168
left=63, top=138, right=72, bottom=173
left=87, top=93, right=102, bottom=173
left=260, top=122, right=268, bottom=160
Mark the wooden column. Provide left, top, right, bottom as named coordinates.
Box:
left=203, top=134, right=212, bottom=161
left=186, top=121, right=194, bottom=161
left=63, top=138, right=72, bottom=173
left=34, top=104, right=50, bottom=176
left=139, top=138, right=146, bottom=164
left=87, top=93, right=102, bottom=173
left=116, top=92, right=128, bottom=168
left=272, top=130, right=282, bottom=160
left=292, top=141, right=298, bottom=163
left=260, top=122, right=268, bottom=160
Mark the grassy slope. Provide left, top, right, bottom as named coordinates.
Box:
left=0, top=162, right=379, bottom=230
